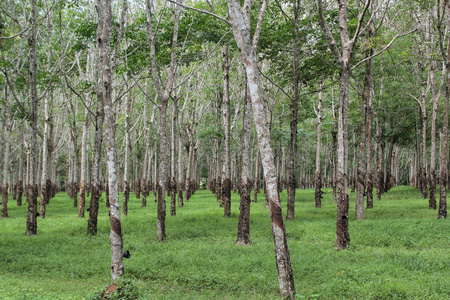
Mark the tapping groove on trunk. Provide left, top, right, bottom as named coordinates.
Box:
left=78, top=188, right=86, bottom=218
left=39, top=181, right=48, bottom=218
left=314, top=172, right=322, bottom=208
left=236, top=178, right=252, bottom=245
left=2, top=186, right=8, bottom=218
left=429, top=170, right=436, bottom=209
left=439, top=170, right=447, bottom=218
left=141, top=180, right=148, bottom=207
left=335, top=181, right=350, bottom=250
left=185, top=178, right=191, bottom=202
left=223, top=178, right=231, bottom=217
left=169, top=177, right=176, bottom=217
left=366, top=173, right=373, bottom=209
left=110, top=214, right=123, bottom=237
left=156, top=184, right=166, bottom=242
left=286, top=174, right=295, bottom=219
left=87, top=186, right=101, bottom=235
left=26, top=184, right=39, bottom=235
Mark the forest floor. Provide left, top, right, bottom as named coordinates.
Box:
left=0, top=186, right=449, bottom=299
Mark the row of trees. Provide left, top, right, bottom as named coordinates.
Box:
left=1, top=0, right=449, bottom=298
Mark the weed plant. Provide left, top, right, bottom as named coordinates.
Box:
left=0, top=186, right=449, bottom=299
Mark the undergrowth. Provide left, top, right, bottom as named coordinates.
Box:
left=0, top=186, right=448, bottom=299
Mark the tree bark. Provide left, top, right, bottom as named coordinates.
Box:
left=253, top=149, right=260, bottom=203
left=356, top=62, right=369, bottom=219
left=87, top=1, right=105, bottom=235
left=177, top=134, right=184, bottom=207
left=222, top=45, right=232, bottom=218
left=170, top=94, right=178, bottom=217
left=123, top=79, right=131, bottom=216
left=101, top=0, right=125, bottom=281
left=236, top=81, right=252, bottom=245
left=78, top=105, right=89, bottom=218
left=314, top=82, right=323, bottom=209
left=26, top=0, right=39, bottom=235
left=2, top=78, right=11, bottom=218
left=438, top=0, right=449, bottom=219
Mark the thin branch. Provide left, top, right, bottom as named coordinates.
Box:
left=165, top=0, right=230, bottom=25
left=352, top=28, right=418, bottom=70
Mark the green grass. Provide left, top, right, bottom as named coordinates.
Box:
left=0, top=186, right=449, bottom=299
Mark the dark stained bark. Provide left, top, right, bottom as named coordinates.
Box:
left=169, top=177, right=176, bottom=217
left=237, top=85, right=252, bottom=243
left=87, top=186, right=101, bottom=235
left=123, top=180, right=129, bottom=216
left=2, top=187, right=8, bottom=218
left=384, top=136, right=395, bottom=193
left=314, top=173, right=322, bottom=208
left=17, top=180, right=23, bottom=207
left=236, top=178, right=252, bottom=245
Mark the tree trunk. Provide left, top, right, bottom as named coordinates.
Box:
left=438, top=5, right=449, bottom=219
left=385, top=136, right=395, bottom=193
left=421, top=94, right=428, bottom=199
left=170, top=95, right=178, bottom=217
left=236, top=81, right=252, bottom=245
left=101, top=0, right=126, bottom=281
left=78, top=105, right=89, bottom=218
left=2, top=79, right=11, bottom=218
left=228, top=0, right=295, bottom=296
left=17, top=125, right=24, bottom=207
left=429, top=58, right=438, bottom=210
left=222, top=46, right=232, bottom=218
left=146, top=0, right=180, bottom=242
left=356, top=59, right=370, bottom=219
left=177, top=135, right=184, bottom=207
left=366, top=57, right=374, bottom=209
left=331, top=95, right=338, bottom=203
left=335, top=66, right=351, bottom=250
left=87, top=3, right=105, bottom=235
left=39, top=88, right=53, bottom=218
left=253, top=149, right=260, bottom=203
left=123, top=79, right=131, bottom=216
left=26, top=0, right=39, bottom=235
left=314, top=82, right=323, bottom=209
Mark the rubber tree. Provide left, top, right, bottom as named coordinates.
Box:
left=227, top=0, right=295, bottom=296
left=100, top=0, right=125, bottom=281
left=25, top=0, right=39, bottom=235
left=317, top=0, right=371, bottom=249
left=437, top=0, right=449, bottom=219
left=145, top=0, right=181, bottom=241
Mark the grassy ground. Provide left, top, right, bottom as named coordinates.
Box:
left=0, top=186, right=449, bottom=299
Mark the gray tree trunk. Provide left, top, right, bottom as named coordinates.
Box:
left=26, top=0, right=39, bottom=235
left=100, top=0, right=125, bottom=281
left=222, top=46, right=232, bottom=218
